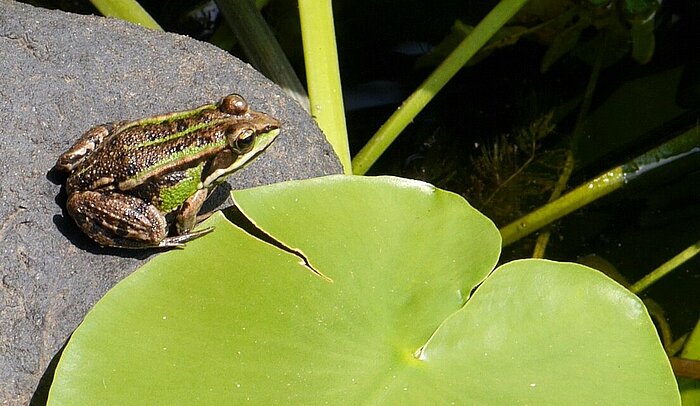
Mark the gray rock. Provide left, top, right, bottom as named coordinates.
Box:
left=0, top=1, right=342, bottom=403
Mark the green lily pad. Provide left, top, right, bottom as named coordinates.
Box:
left=48, top=176, right=678, bottom=404
left=679, top=320, right=700, bottom=404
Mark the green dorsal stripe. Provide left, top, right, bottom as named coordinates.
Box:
left=122, top=140, right=226, bottom=189
left=130, top=119, right=229, bottom=149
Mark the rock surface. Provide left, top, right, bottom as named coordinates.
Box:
left=0, top=1, right=342, bottom=403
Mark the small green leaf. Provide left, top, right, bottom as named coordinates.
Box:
left=540, top=11, right=591, bottom=73
left=630, top=19, right=655, bottom=64
left=625, top=0, right=660, bottom=15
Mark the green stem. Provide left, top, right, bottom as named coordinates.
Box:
left=351, top=0, right=529, bottom=175
left=630, top=240, right=700, bottom=294
left=500, top=167, right=625, bottom=246
left=217, top=0, right=310, bottom=112
left=298, top=0, right=351, bottom=173
left=531, top=153, right=575, bottom=258
left=500, top=123, right=700, bottom=246
left=89, top=0, right=162, bottom=30
left=533, top=32, right=607, bottom=257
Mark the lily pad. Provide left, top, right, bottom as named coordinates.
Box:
left=48, top=176, right=678, bottom=404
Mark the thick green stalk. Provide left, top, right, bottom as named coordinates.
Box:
left=500, top=168, right=625, bottom=246
left=533, top=33, right=607, bottom=257
left=351, top=0, right=529, bottom=175
left=89, top=0, right=162, bottom=30
left=500, top=125, right=700, bottom=246
left=298, top=0, right=351, bottom=173
left=216, top=0, right=310, bottom=112
left=630, top=240, right=700, bottom=294
left=531, top=153, right=575, bottom=257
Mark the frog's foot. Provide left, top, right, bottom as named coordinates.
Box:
left=159, top=227, right=214, bottom=248
left=195, top=211, right=215, bottom=223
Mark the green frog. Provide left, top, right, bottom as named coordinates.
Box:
left=54, top=94, right=280, bottom=249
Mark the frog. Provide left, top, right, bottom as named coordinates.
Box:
left=54, top=93, right=280, bottom=249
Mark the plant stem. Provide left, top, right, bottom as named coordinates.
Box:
left=630, top=240, right=700, bottom=294
left=500, top=167, right=625, bottom=246
left=501, top=124, right=700, bottom=246
left=531, top=153, right=575, bottom=257
left=351, top=0, right=529, bottom=175
left=217, top=0, right=310, bottom=112
left=298, top=0, right=351, bottom=173
left=89, top=0, right=162, bottom=30
left=533, top=32, right=607, bottom=257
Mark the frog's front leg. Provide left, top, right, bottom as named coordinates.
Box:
left=67, top=190, right=208, bottom=248
left=175, top=188, right=210, bottom=235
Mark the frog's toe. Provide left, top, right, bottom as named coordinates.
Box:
left=159, top=227, right=214, bottom=248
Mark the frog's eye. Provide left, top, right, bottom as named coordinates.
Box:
left=221, top=94, right=249, bottom=115
left=233, top=128, right=256, bottom=153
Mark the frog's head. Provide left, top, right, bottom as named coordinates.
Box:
left=209, top=94, right=281, bottom=180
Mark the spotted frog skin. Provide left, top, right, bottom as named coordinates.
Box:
left=54, top=94, right=280, bottom=249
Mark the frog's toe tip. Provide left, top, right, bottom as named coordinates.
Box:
left=159, top=227, right=215, bottom=248
left=157, top=241, right=186, bottom=249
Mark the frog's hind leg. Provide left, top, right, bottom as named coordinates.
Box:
left=54, top=122, right=125, bottom=172
left=67, top=190, right=173, bottom=249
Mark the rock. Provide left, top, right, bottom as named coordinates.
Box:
left=0, top=1, right=342, bottom=403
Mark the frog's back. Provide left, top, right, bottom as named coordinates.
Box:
left=67, top=118, right=228, bottom=193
